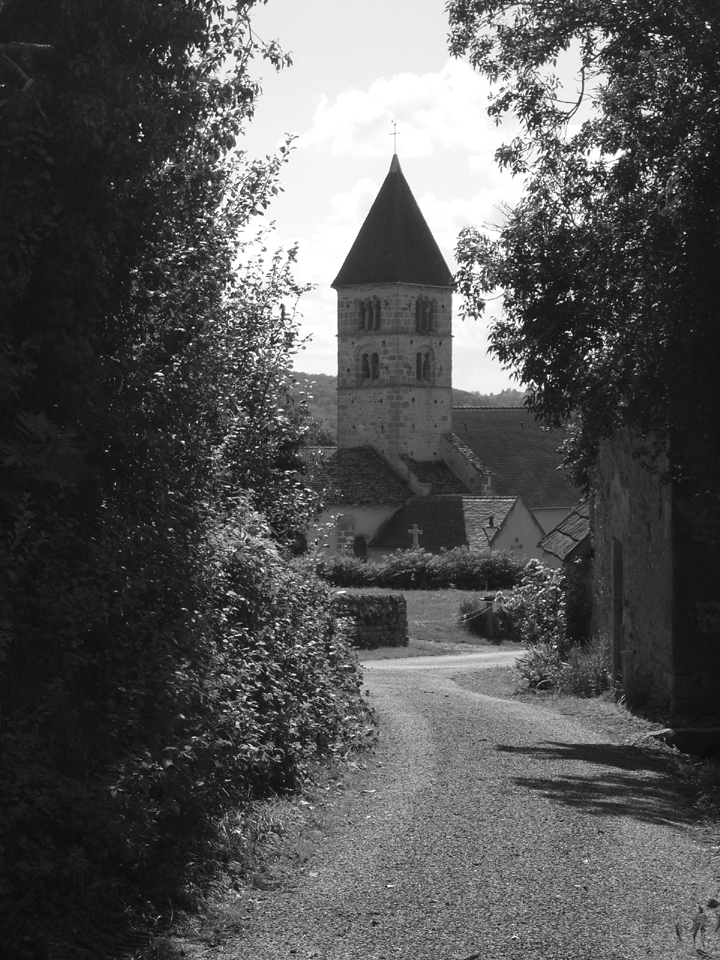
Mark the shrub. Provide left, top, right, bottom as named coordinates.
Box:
left=506, top=559, right=608, bottom=695
left=457, top=594, right=511, bottom=643
left=514, top=641, right=564, bottom=689
left=458, top=595, right=492, bottom=637
left=0, top=499, right=374, bottom=957
left=515, top=638, right=612, bottom=696
left=502, top=560, right=567, bottom=653
left=313, top=546, right=525, bottom=591
left=555, top=640, right=612, bottom=697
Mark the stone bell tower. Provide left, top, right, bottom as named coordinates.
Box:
left=331, top=154, right=453, bottom=465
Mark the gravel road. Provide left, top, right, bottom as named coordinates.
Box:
left=207, top=651, right=717, bottom=960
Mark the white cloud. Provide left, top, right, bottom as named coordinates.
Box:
left=300, top=60, right=506, bottom=159
left=330, top=176, right=378, bottom=222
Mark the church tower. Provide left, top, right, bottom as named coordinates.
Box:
left=332, top=155, right=453, bottom=466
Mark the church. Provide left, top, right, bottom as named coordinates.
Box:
left=309, top=154, right=578, bottom=562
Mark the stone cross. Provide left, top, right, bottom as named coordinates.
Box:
left=409, top=523, right=423, bottom=550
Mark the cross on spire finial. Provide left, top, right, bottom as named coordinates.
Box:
left=390, top=120, right=400, bottom=154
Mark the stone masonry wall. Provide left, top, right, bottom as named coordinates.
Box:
left=592, top=432, right=674, bottom=712
left=333, top=592, right=408, bottom=649
left=672, top=495, right=720, bottom=716
left=336, top=282, right=452, bottom=462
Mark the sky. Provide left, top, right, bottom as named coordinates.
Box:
left=241, top=0, right=529, bottom=392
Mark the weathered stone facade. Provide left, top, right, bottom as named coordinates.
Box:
left=593, top=433, right=674, bottom=709
left=333, top=591, right=408, bottom=649
left=593, top=430, right=720, bottom=718
left=673, top=493, right=720, bottom=716
left=336, top=281, right=452, bottom=462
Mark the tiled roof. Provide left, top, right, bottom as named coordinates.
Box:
left=452, top=407, right=579, bottom=508
left=370, top=495, right=516, bottom=552
left=306, top=446, right=412, bottom=505
left=461, top=497, right=516, bottom=547
left=332, top=155, right=453, bottom=288
left=401, top=457, right=471, bottom=494
left=539, top=499, right=591, bottom=561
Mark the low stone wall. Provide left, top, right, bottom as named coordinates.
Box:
left=333, top=592, right=408, bottom=649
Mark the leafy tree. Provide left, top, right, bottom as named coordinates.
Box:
left=448, top=0, right=720, bottom=489
left=0, top=2, right=368, bottom=954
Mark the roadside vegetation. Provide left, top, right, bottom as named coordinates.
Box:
left=455, top=557, right=606, bottom=695
left=0, top=3, right=371, bottom=957
left=500, top=560, right=608, bottom=697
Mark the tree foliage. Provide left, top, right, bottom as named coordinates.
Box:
left=0, top=1, right=370, bottom=954
left=448, top=0, right=720, bottom=488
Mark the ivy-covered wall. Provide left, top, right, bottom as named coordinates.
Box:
left=333, top=592, right=408, bottom=649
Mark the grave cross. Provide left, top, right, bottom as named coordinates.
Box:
left=408, top=523, right=423, bottom=550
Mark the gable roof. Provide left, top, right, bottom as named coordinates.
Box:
left=539, top=499, right=591, bottom=561
left=306, top=446, right=412, bottom=505
left=452, top=407, right=579, bottom=509
left=332, top=155, right=453, bottom=288
left=370, top=495, right=517, bottom=553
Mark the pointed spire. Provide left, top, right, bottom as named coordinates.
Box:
left=332, top=156, right=452, bottom=288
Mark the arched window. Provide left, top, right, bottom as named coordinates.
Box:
left=416, top=350, right=433, bottom=383
left=416, top=296, right=435, bottom=332
left=359, top=298, right=381, bottom=330
left=371, top=352, right=379, bottom=380
left=361, top=353, right=370, bottom=381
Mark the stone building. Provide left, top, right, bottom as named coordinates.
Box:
left=309, top=154, right=578, bottom=561
left=591, top=431, right=720, bottom=719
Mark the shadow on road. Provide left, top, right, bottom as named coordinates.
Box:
left=496, top=741, right=693, bottom=827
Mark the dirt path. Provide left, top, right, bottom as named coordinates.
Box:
left=173, top=652, right=717, bottom=959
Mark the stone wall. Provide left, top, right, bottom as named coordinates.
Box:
left=335, top=282, right=452, bottom=462
left=592, top=432, right=674, bottom=711
left=333, top=591, right=408, bottom=649
left=672, top=495, right=720, bottom=716
left=594, top=432, right=720, bottom=718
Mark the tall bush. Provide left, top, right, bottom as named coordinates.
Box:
left=502, top=560, right=567, bottom=655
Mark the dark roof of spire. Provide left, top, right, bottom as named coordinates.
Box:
left=332, top=155, right=453, bottom=288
